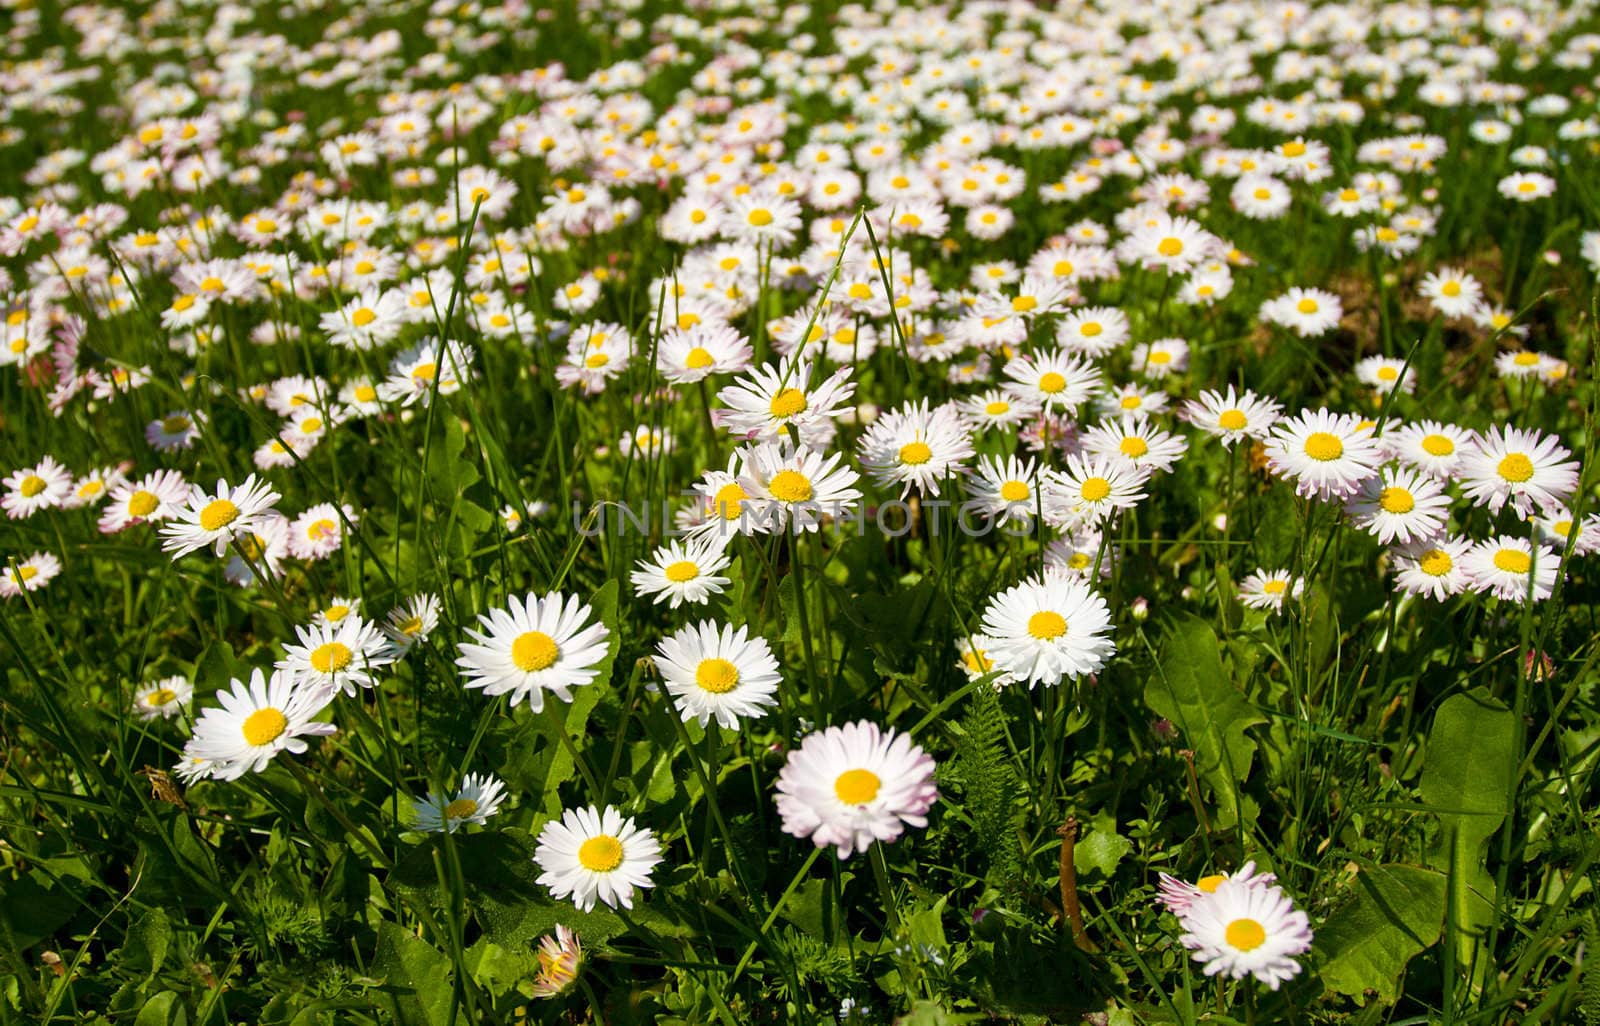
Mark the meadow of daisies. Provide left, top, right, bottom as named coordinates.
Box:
left=4, top=0, right=1600, bottom=1022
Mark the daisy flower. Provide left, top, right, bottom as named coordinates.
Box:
left=223, top=515, right=291, bottom=588
left=1130, top=338, right=1189, bottom=378
left=715, top=359, right=855, bottom=442
left=64, top=466, right=126, bottom=509
left=159, top=475, right=282, bottom=559
left=737, top=439, right=863, bottom=534
left=1457, top=425, right=1579, bottom=517
left=133, top=676, right=194, bottom=721
left=774, top=720, right=938, bottom=859
left=409, top=772, right=508, bottom=833
left=99, top=470, right=189, bottom=534
left=181, top=668, right=337, bottom=781
left=146, top=411, right=204, bottom=452
left=1177, top=878, right=1313, bottom=990
left=1119, top=213, right=1213, bottom=273
left=855, top=399, right=974, bottom=497
left=958, top=389, right=1039, bottom=432
left=1045, top=454, right=1147, bottom=528
left=630, top=535, right=733, bottom=608
left=1261, top=287, right=1341, bottom=338
left=1532, top=507, right=1600, bottom=557
left=1180, top=387, right=1282, bottom=447
left=1055, top=307, right=1131, bottom=357
left=656, top=322, right=752, bottom=384
left=317, top=596, right=362, bottom=627
left=1001, top=350, right=1099, bottom=411
left=1238, top=570, right=1304, bottom=612
left=3, top=455, right=72, bottom=519
left=1495, top=349, right=1548, bottom=379
left=1353, top=356, right=1415, bottom=396
left=382, top=593, right=441, bottom=651
left=1382, top=420, right=1475, bottom=479
left=533, top=805, right=663, bottom=911
left=531, top=926, right=583, bottom=999
left=1, top=552, right=62, bottom=599
left=966, top=454, right=1044, bottom=528
left=980, top=573, right=1115, bottom=687
left=277, top=616, right=396, bottom=697
left=1418, top=267, right=1483, bottom=319
left=456, top=592, right=612, bottom=712
left=1462, top=536, right=1560, bottom=603
left=1344, top=466, right=1450, bottom=544
left=1157, top=861, right=1278, bottom=916
left=1392, top=537, right=1473, bottom=601
left=653, top=620, right=782, bottom=729
left=1081, top=419, right=1189, bottom=475
left=1497, top=172, right=1555, bottom=202
left=288, top=503, right=356, bottom=561
left=1263, top=409, right=1382, bottom=501
left=379, top=338, right=475, bottom=407
left=954, top=634, right=1014, bottom=686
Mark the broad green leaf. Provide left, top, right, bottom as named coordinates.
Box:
left=1317, top=864, right=1446, bottom=1004
left=1072, top=815, right=1133, bottom=879
left=133, top=991, right=188, bottom=1026
left=1144, top=616, right=1264, bottom=829
left=1420, top=689, right=1516, bottom=992
left=372, top=920, right=454, bottom=1026
left=120, top=908, right=171, bottom=983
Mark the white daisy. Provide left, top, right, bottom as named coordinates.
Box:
left=1263, top=409, right=1382, bottom=501
left=1177, top=878, right=1313, bottom=990
left=409, top=772, right=508, bottom=833
left=1238, top=569, right=1303, bottom=612
left=1457, top=425, right=1580, bottom=518
left=1392, top=537, right=1472, bottom=601
left=382, top=593, right=441, bottom=651
left=0, top=552, right=62, bottom=598
left=1045, top=454, right=1148, bottom=529
left=1179, top=387, right=1283, bottom=447
left=456, top=592, right=612, bottom=711
left=774, top=720, right=939, bottom=859
left=534, top=805, right=663, bottom=911
left=1381, top=420, right=1475, bottom=479
left=1344, top=466, right=1450, bottom=544
left=3, top=455, right=72, bottom=519
left=1462, top=536, right=1559, bottom=603
left=737, top=439, right=863, bottom=534
left=653, top=620, right=782, bottom=729
left=181, top=668, right=337, bottom=780
left=159, top=475, right=282, bottom=559
left=855, top=399, right=974, bottom=497
left=277, top=615, right=396, bottom=697
left=629, top=535, right=733, bottom=608
left=133, top=676, right=193, bottom=721
left=979, top=573, right=1115, bottom=687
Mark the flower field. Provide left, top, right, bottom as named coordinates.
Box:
left=3, top=0, right=1600, bottom=1021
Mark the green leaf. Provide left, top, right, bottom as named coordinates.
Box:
left=1317, top=864, right=1447, bottom=1004
left=133, top=991, right=188, bottom=1026
left=896, top=1000, right=982, bottom=1025
left=371, top=920, right=454, bottom=1026
left=1144, top=616, right=1265, bottom=829
left=120, top=908, right=171, bottom=983
left=1420, top=689, right=1516, bottom=990
left=1072, top=815, right=1132, bottom=879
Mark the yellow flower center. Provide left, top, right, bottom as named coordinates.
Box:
left=1225, top=917, right=1267, bottom=952
left=1379, top=487, right=1415, bottom=514
left=769, top=388, right=808, bottom=418
left=324, top=604, right=351, bottom=622
left=511, top=631, right=560, bottom=672
left=899, top=441, right=932, bottom=466
left=1296, top=298, right=1318, bottom=314
left=685, top=347, right=714, bottom=369
left=1420, top=434, right=1453, bottom=456
left=1493, top=549, right=1531, bottom=574
left=1080, top=477, right=1112, bottom=502
left=664, top=560, right=699, bottom=582
left=1441, top=281, right=1461, bottom=297
left=713, top=482, right=748, bottom=519
left=310, top=642, right=352, bottom=674
left=19, top=475, right=46, bottom=498
left=1497, top=453, right=1534, bottom=482
left=1339, top=189, right=1359, bottom=202
left=984, top=400, right=1010, bottom=416
left=1119, top=395, right=1141, bottom=410
left=1012, top=295, right=1037, bottom=313
left=695, top=657, right=740, bottom=693
left=1418, top=549, right=1452, bottom=576
left=1281, top=141, right=1307, bottom=158
left=1197, top=874, right=1227, bottom=893
left=397, top=615, right=424, bottom=636
left=242, top=707, right=288, bottom=746
left=1120, top=437, right=1149, bottom=458
left=351, top=307, right=377, bottom=327
left=1000, top=480, right=1030, bottom=502
left=1039, top=372, right=1067, bottom=394
left=747, top=208, right=773, bottom=226
left=162, top=415, right=191, bottom=433
left=444, top=797, right=479, bottom=819
left=300, top=418, right=323, bottom=434
left=577, top=835, right=624, bottom=872
left=199, top=499, right=239, bottom=532
left=146, top=688, right=177, bottom=706
left=1303, top=432, right=1343, bottom=461
left=1157, top=237, right=1183, bottom=257
left=1513, top=352, right=1539, bottom=366
left=768, top=470, right=813, bottom=503
left=126, top=490, right=160, bottom=517
left=1217, top=409, right=1248, bottom=431
left=1028, top=610, right=1067, bottom=639
left=171, top=294, right=197, bottom=312
left=1263, top=579, right=1288, bottom=595
left=1253, top=188, right=1272, bottom=201
left=1079, top=321, right=1103, bottom=337
left=833, top=768, right=881, bottom=805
